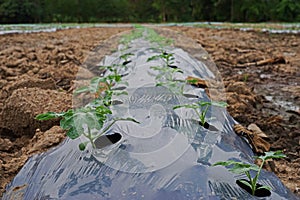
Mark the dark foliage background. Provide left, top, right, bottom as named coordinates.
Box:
left=0, top=0, right=299, bottom=23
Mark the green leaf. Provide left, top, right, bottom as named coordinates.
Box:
left=66, top=126, right=80, bottom=139
left=120, top=53, right=132, bottom=58
left=172, top=68, right=183, bottom=74
left=257, top=150, right=286, bottom=161
left=173, top=105, right=184, bottom=110
left=120, top=53, right=134, bottom=60
left=150, top=66, right=164, bottom=71
left=213, top=160, right=259, bottom=174
left=115, top=75, right=122, bottom=82
left=83, top=111, right=102, bottom=130
left=229, top=163, right=259, bottom=174
left=186, top=79, right=198, bottom=84
left=197, top=101, right=227, bottom=108
left=60, top=108, right=106, bottom=140
left=147, top=55, right=161, bottom=62
left=95, top=105, right=112, bottom=116
left=60, top=109, right=74, bottom=130
left=107, top=74, right=121, bottom=83
left=113, top=91, right=128, bottom=96
left=156, top=82, right=167, bottom=87
left=173, top=104, right=199, bottom=110
left=213, top=160, right=238, bottom=167
left=99, top=65, right=113, bottom=71
left=257, top=185, right=272, bottom=191
left=238, top=179, right=253, bottom=189
left=197, top=101, right=212, bottom=107
left=35, top=111, right=64, bottom=121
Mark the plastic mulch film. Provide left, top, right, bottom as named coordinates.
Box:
left=3, top=27, right=298, bottom=200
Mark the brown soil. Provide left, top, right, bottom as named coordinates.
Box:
left=0, top=26, right=299, bottom=197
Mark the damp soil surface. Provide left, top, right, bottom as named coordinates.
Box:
left=0, top=26, right=299, bottom=197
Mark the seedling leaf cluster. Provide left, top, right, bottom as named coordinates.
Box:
left=146, top=42, right=228, bottom=129
left=36, top=51, right=138, bottom=151
left=174, top=101, right=227, bottom=127
left=148, top=51, right=187, bottom=95
left=213, top=150, right=286, bottom=196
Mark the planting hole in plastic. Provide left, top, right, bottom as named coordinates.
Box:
left=94, top=133, right=122, bottom=149
left=201, top=121, right=218, bottom=131
left=236, top=179, right=271, bottom=197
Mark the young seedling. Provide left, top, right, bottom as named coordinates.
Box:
left=120, top=52, right=134, bottom=66
left=147, top=51, right=176, bottom=68
left=36, top=104, right=138, bottom=151
left=150, top=64, right=184, bottom=88
left=148, top=51, right=186, bottom=94
left=37, top=70, right=136, bottom=151
left=173, top=101, right=227, bottom=127
left=213, top=150, right=286, bottom=196
left=75, top=64, right=128, bottom=106
left=37, top=58, right=137, bottom=151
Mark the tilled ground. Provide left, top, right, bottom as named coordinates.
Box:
left=0, top=26, right=299, bottom=197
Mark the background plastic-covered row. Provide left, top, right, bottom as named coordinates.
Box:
left=3, top=28, right=298, bottom=200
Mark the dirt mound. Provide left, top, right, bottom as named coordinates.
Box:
left=0, top=75, right=72, bottom=194
left=0, top=87, right=72, bottom=136
left=225, top=81, right=261, bottom=123
left=0, top=126, right=66, bottom=195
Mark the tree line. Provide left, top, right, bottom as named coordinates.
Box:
left=0, top=0, right=299, bottom=24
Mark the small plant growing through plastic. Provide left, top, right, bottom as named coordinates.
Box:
left=120, top=52, right=134, bottom=66
left=36, top=63, right=138, bottom=151
left=36, top=104, right=137, bottom=151
left=74, top=51, right=133, bottom=106
left=75, top=65, right=128, bottom=106
left=173, top=101, right=227, bottom=127
left=148, top=51, right=186, bottom=94
left=147, top=51, right=176, bottom=68
left=213, top=150, right=286, bottom=196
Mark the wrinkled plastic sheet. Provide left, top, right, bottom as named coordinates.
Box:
left=3, top=28, right=298, bottom=200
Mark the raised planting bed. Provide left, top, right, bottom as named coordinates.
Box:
left=3, top=26, right=298, bottom=200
